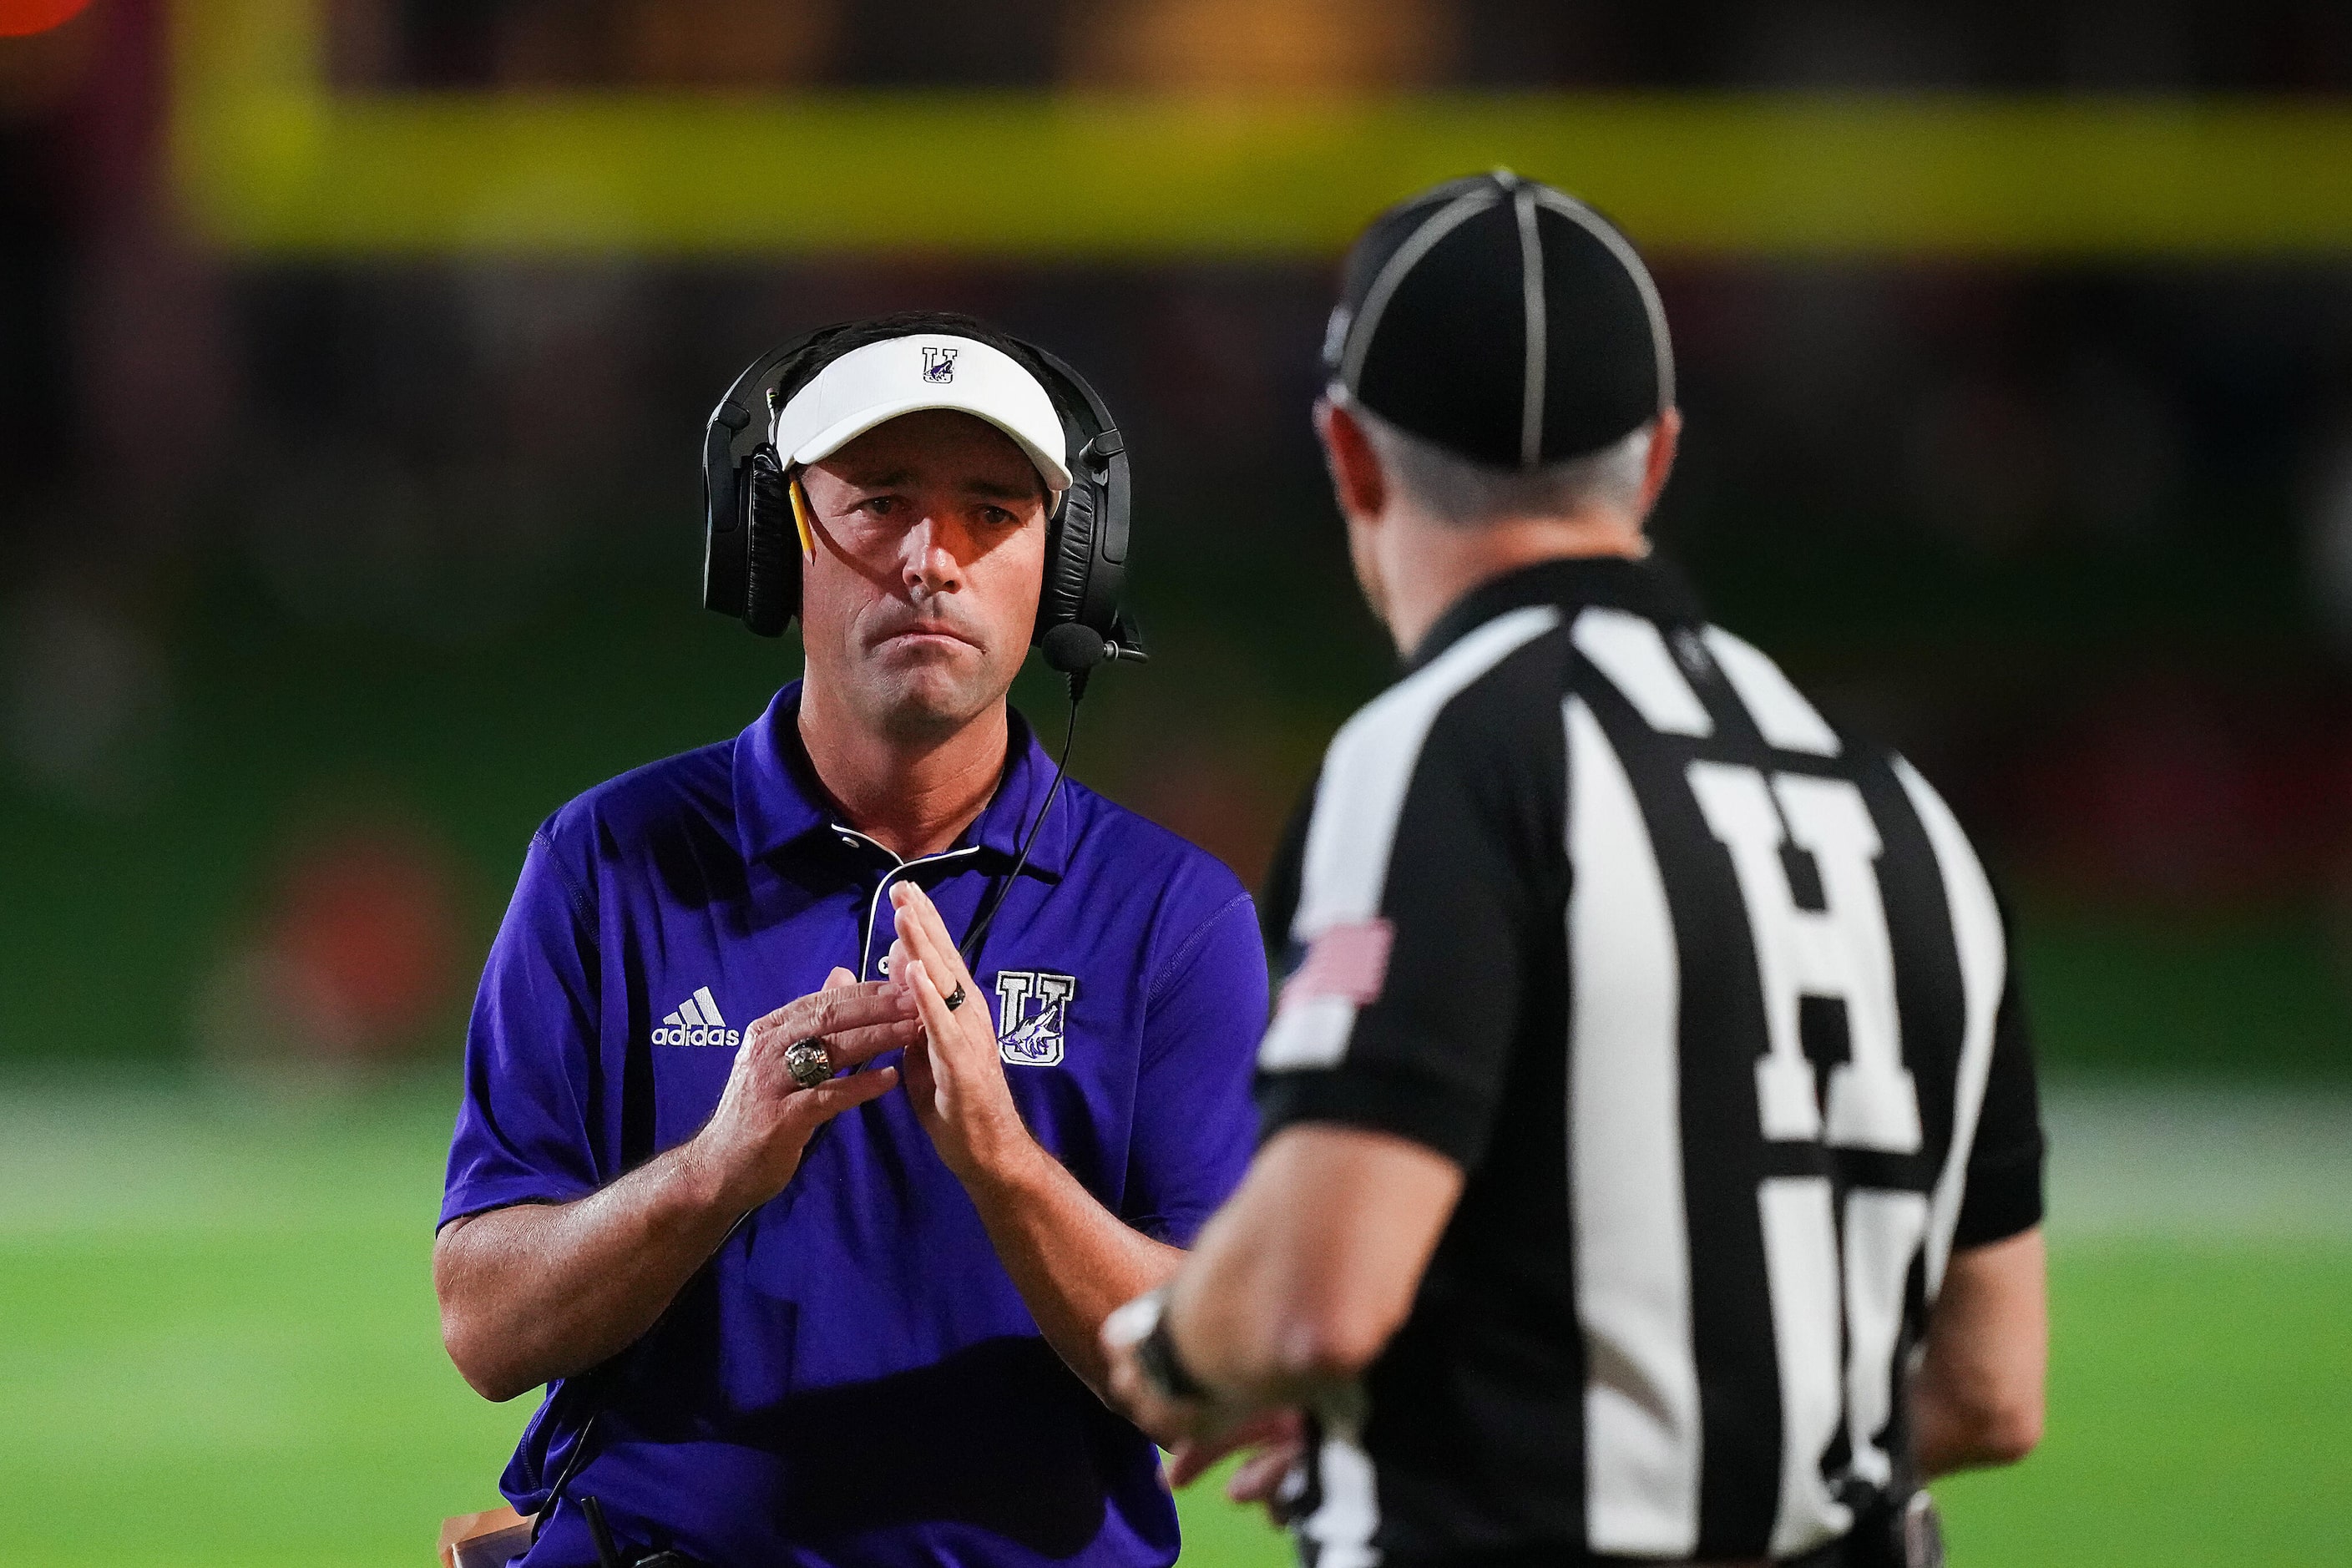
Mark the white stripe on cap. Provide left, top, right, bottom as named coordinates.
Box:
left=1338, top=186, right=1501, bottom=394
left=1533, top=189, right=1677, bottom=410
left=1515, top=183, right=1548, bottom=469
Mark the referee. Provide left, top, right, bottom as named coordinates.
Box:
left=1105, top=175, right=2046, bottom=1568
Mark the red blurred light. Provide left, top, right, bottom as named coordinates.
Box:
left=270, top=832, right=463, bottom=1046
left=0, top=0, right=92, bottom=38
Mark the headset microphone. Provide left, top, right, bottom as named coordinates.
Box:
left=1041, top=622, right=1104, bottom=671
left=1040, top=624, right=1105, bottom=702
left=1040, top=620, right=1148, bottom=701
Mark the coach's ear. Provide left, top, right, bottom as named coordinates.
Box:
left=1316, top=397, right=1388, bottom=529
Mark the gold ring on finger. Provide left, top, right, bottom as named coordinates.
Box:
left=782, top=1036, right=833, bottom=1090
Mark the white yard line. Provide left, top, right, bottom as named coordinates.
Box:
left=2044, top=1079, right=2352, bottom=1244
left=0, top=1081, right=449, bottom=1237
left=0, top=1078, right=2345, bottom=1244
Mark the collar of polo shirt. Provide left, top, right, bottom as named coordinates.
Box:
left=770, top=334, right=1073, bottom=496
left=726, top=682, right=1074, bottom=877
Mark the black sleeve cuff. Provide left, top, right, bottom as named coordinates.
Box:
left=1952, top=1138, right=2046, bottom=1249
left=1255, top=1064, right=1487, bottom=1169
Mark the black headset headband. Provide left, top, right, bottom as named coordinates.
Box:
left=701, top=321, right=1136, bottom=655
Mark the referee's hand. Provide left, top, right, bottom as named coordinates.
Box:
left=1166, top=1407, right=1302, bottom=1486
left=691, top=969, right=918, bottom=1213
left=1172, top=1409, right=1306, bottom=1521
left=1104, top=1326, right=1305, bottom=1523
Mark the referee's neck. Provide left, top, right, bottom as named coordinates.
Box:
left=1374, top=512, right=1648, bottom=659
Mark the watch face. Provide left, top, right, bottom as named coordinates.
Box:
left=1101, top=1290, right=1165, bottom=1353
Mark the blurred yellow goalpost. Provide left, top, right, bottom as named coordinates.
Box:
left=175, top=0, right=2352, bottom=260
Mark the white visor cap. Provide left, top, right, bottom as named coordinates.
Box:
left=769, top=334, right=1071, bottom=495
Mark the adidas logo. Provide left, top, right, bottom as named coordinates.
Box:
left=652, top=986, right=741, bottom=1049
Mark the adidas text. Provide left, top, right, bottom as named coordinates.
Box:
left=652, top=1023, right=741, bottom=1048
left=655, top=985, right=741, bottom=1048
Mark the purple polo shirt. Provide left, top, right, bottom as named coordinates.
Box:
left=441, top=684, right=1267, bottom=1568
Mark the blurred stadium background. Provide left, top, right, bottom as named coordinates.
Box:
left=3, top=0, right=2349, bottom=1562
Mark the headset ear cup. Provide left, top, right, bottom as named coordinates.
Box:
left=1037, top=482, right=1096, bottom=640
left=744, top=456, right=799, bottom=638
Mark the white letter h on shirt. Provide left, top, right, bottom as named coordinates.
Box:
left=1688, top=762, right=1922, bottom=1153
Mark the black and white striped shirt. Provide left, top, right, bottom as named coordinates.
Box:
left=1257, top=556, right=2043, bottom=1567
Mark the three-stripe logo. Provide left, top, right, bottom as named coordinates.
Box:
left=651, top=986, right=741, bottom=1048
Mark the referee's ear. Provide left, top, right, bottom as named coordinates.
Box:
left=1636, top=407, right=1683, bottom=524
left=1315, top=396, right=1388, bottom=528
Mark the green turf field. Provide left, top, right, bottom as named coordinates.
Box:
left=0, top=1082, right=2343, bottom=1566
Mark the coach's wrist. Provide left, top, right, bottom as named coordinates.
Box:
left=951, top=1114, right=1050, bottom=1197
left=676, top=1120, right=796, bottom=1218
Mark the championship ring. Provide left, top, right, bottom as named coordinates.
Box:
left=782, top=1036, right=833, bottom=1090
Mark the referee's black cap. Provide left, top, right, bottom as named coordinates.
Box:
left=1322, top=171, right=1675, bottom=470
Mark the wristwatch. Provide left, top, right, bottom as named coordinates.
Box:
left=1109, top=1287, right=1212, bottom=1403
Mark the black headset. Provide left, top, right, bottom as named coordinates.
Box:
left=701, top=316, right=1142, bottom=664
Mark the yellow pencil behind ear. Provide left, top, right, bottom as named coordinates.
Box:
left=787, top=476, right=816, bottom=560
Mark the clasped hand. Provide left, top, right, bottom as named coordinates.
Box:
left=701, top=884, right=1302, bottom=1512
left=885, top=878, right=1035, bottom=1184
left=695, top=880, right=1035, bottom=1211
left=693, top=969, right=918, bottom=1211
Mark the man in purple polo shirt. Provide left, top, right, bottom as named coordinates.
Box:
left=434, top=313, right=1267, bottom=1568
